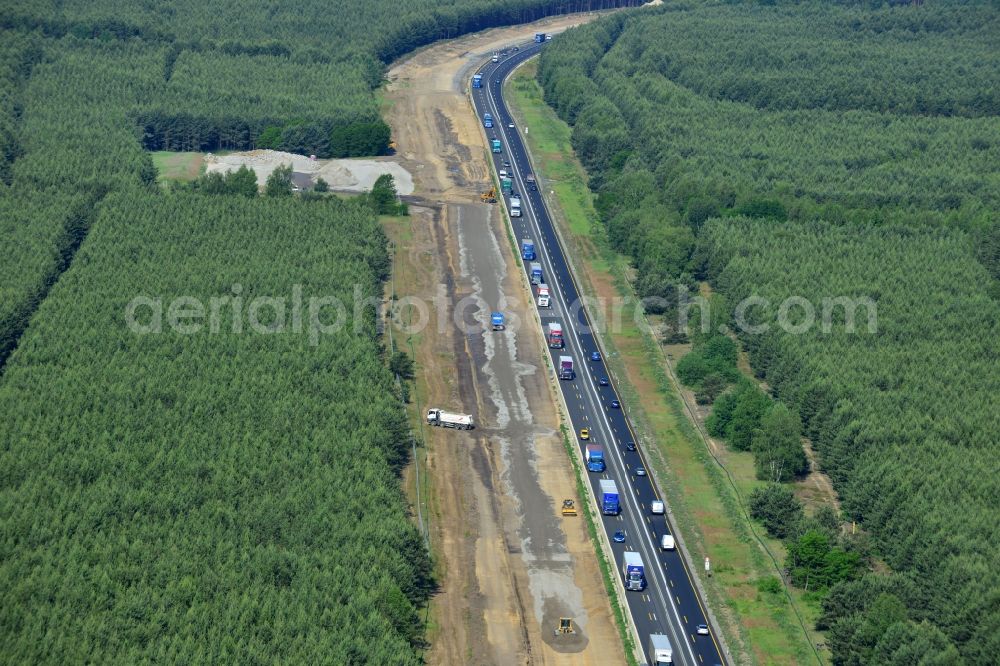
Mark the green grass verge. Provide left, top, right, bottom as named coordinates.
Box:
left=507, top=60, right=823, bottom=666
left=150, top=151, right=204, bottom=184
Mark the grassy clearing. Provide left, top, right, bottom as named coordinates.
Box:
left=150, top=151, right=204, bottom=183
left=507, top=60, right=822, bottom=665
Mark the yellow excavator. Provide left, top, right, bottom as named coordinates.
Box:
left=480, top=187, right=497, bottom=203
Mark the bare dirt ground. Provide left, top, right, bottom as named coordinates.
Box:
left=383, top=15, right=626, bottom=666
left=204, top=149, right=415, bottom=193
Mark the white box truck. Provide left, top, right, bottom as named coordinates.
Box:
left=649, top=633, right=673, bottom=664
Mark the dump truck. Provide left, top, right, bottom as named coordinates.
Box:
left=599, top=478, right=620, bottom=514
left=491, top=312, right=505, bottom=331
left=649, top=634, right=673, bottom=665
left=491, top=138, right=502, bottom=153
left=521, top=239, right=536, bottom=261
left=559, top=355, right=574, bottom=380
left=426, top=408, right=474, bottom=430
left=622, top=552, right=646, bottom=591
left=547, top=322, right=563, bottom=348
left=510, top=196, right=521, bottom=217
left=483, top=112, right=493, bottom=128
left=529, top=262, right=543, bottom=284
left=472, top=73, right=482, bottom=89
left=585, top=444, right=605, bottom=473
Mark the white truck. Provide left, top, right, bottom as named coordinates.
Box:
left=537, top=283, right=550, bottom=308
left=649, top=633, right=673, bottom=664
left=426, top=408, right=474, bottom=430
left=510, top=196, right=521, bottom=217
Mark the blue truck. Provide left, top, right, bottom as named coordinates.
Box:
left=491, top=312, right=505, bottom=330
left=599, top=478, right=619, bottom=515
left=534, top=33, right=546, bottom=43
left=585, top=444, right=605, bottom=473
left=521, top=238, right=535, bottom=260
left=622, top=551, right=646, bottom=591
left=472, top=73, right=482, bottom=89
left=483, top=112, right=493, bottom=128
left=529, top=262, right=543, bottom=284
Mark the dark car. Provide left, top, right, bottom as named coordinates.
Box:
left=590, top=351, right=601, bottom=362
left=625, top=441, right=636, bottom=451
left=610, top=399, right=621, bottom=409
left=599, top=377, right=609, bottom=386
left=613, top=530, right=626, bottom=543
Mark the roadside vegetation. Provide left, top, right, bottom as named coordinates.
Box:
left=535, top=1, right=999, bottom=663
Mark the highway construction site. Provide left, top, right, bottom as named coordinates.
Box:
left=383, top=15, right=627, bottom=666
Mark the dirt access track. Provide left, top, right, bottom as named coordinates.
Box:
left=384, top=15, right=627, bottom=666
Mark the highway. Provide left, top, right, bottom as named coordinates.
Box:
left=471, top=39, right=727, bottom=666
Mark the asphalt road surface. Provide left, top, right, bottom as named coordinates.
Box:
left=471, top=40, right=728, bottom=666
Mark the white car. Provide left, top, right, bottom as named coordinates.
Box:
left=508, top=123, right=515, bottom=129
left=696, top=624, right=709, bottom=636
left=661, top=534, right=675, bottom=550
left=499, top=169, right=508, bottom=178
left=651, top=500, right=665, bottom=515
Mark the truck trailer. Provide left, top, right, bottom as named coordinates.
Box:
left=521, top=238, right=535, bottom=260
left=649, top=634, right=673, bottom=665
left=510, top=196, right=521, bottom=217
left=472, top=74, right=482, bottom=89
left=529, top=262, right=543, bottom=284
left=426, top=408, right=474, bottom=430
left=558, top=355, right=574, bottom=380
left=599, top=479, right=619, bottom=515
left=491, top=138, right=502, bottom=153
left=622, top=552, right=646, bottom=591
left=547, top=322, right=563, bottom=348
left=585, top=444, right=605, bottom=473
left=483, top=112, right=493, bottom=128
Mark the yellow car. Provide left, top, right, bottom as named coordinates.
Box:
left=579, top=428, right=590, bottom=440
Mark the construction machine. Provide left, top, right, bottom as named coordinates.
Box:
left=480, top=187, right=497, bottom=203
